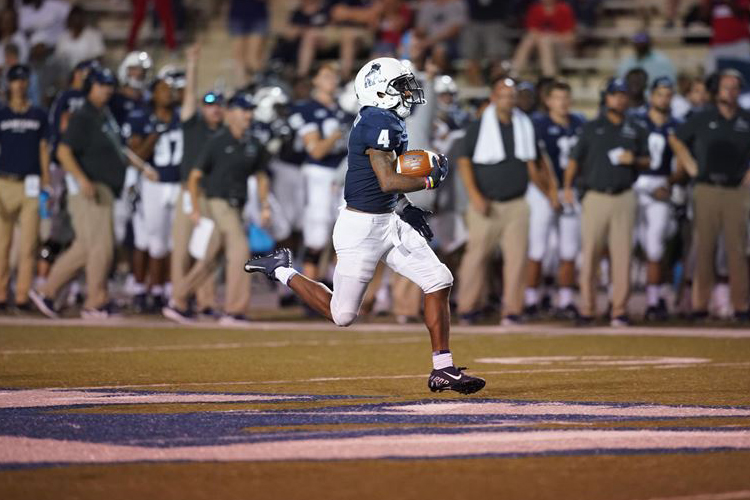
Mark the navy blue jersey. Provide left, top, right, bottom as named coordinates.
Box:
left=49, top=88, right=85, bottom=151
left=0, top=105, right=49, bottom=176
left=123, top=107, right=183, bottom=183
left=109, top=92, right=147, bottom=131
left=344, top=106, right=408, bottom=213
left=635, top=112, right=680, bottom=177
left=534, top=113, right=586, bottom=183
left=293, top=99, right=349, bottom=168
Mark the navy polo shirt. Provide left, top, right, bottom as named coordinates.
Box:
left=0, top=104, right=49, bottom=177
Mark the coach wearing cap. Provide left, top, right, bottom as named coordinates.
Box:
left=171, top=44, right=226, bottom=318
left=0, top=64, right=50, bottom=311
left=670, top=69, right=750, bottom=320
left=455, top=77, right=544, bottom=326
left=563, top=78, right=650, bottom=326
left=30, top=67, right=157, bottom=318
left=164, top=92, right=270, bottom=326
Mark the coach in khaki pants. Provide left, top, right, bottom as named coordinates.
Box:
left=670, top=69, right=750, bottom=319
left=29, top=67, right=157, bottom=318
left=563, top=78, right=649, bottom=326
left=164, top=93, right=270, bottom=326
left=456, top=77, right=543, bottom=325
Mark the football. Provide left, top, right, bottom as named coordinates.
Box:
left=396, top=150, right=438, bottom=177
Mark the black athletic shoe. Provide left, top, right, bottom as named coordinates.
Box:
left=576, top=315, right=594, bottom=326
left=555, top=304, right=580, bottom=320
left=244, top=248, right=292, bottom=281
left=132, top=293, right=148, bottom=314
left=428, top=366, right=486, bottom=395
left=523, top=304, right=540, bottom=319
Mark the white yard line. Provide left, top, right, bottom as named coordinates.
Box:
left=2, top=316, right=750, bottom=338
left=643, top=491, right=750, bottom=500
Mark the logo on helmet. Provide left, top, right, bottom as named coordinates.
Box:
left=364, top=63, right=386, bottom=89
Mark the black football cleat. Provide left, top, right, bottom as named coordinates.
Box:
left=244, top=248, right=292, bottom=281
left=428, top=366, right=486, bottom=395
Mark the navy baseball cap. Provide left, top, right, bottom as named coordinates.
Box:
left=89, top=67, right=117, bottom=86
left=227, top=92, right=255, bottom=110
left=202, top=91, right=225, bottom=105
left=74, top=59, right=98, bottom=72
left=7, top=64, right=30, bottom=81
left=651, top=76, right=674, bottom=91
left=518, top=81, right=535, bottom=92
left=632, top=31, right=650, bottom=44
left=605, top=78, right=629, bottom=94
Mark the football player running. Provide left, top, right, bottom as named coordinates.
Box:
left=244, top=58, right=485, bottom=395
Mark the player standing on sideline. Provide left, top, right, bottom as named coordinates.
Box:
left=529, top=81, right=586, bottom=319
left=124, top=74, right=182, bottom=312
left=294, top=63, right=350, bottom=287
left=633, top=77, right=683, bottom=320
left=245, top=58, right=485, bottom=395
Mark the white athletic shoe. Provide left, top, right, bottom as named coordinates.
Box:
left=218, top=314, right=253, bottom=327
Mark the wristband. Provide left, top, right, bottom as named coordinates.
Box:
left=424, top=177, right=434, bottom=190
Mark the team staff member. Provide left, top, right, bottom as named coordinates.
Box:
left=563, top=78, right=650, bottom=326
left=0, top=64, right=50, bottom=311
left=670, top=69, right=750, bottom=320
left=171, top=44, right=224, bottom=318
left=29, top=67, right=158, bottom=319
left=163, top=93, right=271, bottom=326
left=456, top=77, right=543, bottom=326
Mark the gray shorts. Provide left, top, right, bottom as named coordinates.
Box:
left=460, top=21, right=511, bottom=60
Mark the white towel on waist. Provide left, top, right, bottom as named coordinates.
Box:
left=472, top=106, right=536, bottom=164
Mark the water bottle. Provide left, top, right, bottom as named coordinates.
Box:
left=39, top=190, right=50, bottom=219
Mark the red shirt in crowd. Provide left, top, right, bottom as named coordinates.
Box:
left=526, top=1, right=576, bottom=34
left=705, top=0, right=750, bottom=45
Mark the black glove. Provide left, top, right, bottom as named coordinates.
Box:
left=399, top=203, right=433, bottom=242
left=426, top=153, right=448, bottom=190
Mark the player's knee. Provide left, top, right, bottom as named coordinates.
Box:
left=149, top=239, right=169, bottom=259
left=422, top=264, right=453, bottom=294
left=645, top=241, right=665, bottom=263
left=332, top=309, right=358, bottom=327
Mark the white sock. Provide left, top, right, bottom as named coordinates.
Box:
left=525, top=287, right=539, bottom=306
left=558, top=287, right=574, bottom=308
left=151, top=285, right=164, bottom=297
left=132, top=281, right=147, bottom=295
left=432, top=351, right=453, bottom=370
left=273, top=267, right=299, bottom=286
left=646, top=285, right=660, bottom=306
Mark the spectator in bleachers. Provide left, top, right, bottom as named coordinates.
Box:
left=461, top=0, right=512, bottom=86
left=16, top=0, right=69, bottom=52
left=313, top=0, right=378, bottom=79
left=413, top=0, right=468, bottom=73
left=702, top=0, right=750, bottom=73
left=511, top=0, right=576, bottom=78
left=0, top=9, right=29, bottom=67
left=567, top=0, right=600, bottom=28
left=617, top=31, right=677, bottom=86
left=672, top=75, right=710, bottom=119
left=53, top=5, right=104, bottom=73
left=371, top=0, right=413, bottom=57
left=127, top=0, right=177, bottom=52
left=228, top=0, right=268, bottom=87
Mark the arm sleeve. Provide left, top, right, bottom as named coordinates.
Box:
left=570, top=127, right=589, bottom=163
left=675, top=114, right=700, bottom=144
left=60, top=111, right=90, bottom=153
left=457, top=122, right=478, bottom=160
left=361, top=119, right=403, bottom=153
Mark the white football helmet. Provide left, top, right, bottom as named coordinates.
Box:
left=338, top=80, right=360, bottom=115
left=253, top=86, right=290, bottom=123
left=157, top=64, right=186, bottom=89
left=435, top=75, right=458, bottom=95
left=354, top=57, right=425, bottom=118
left=118, top=51, right=153, bottom=90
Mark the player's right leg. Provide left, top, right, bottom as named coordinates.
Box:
left=524, top=184, right=554, bottom=317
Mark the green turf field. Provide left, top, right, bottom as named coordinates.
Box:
left=1, top=321, right=749, bottom=499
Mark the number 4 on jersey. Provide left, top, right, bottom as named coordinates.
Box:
left=377, top=129, right=390, bottom=149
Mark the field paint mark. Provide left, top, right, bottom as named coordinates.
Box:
left=24, top=362, right=750, bottom=393
left=2, top=316, right=750, bottom=338
left=475, top=356, right=711, bottom=366
left=0, top=389, right=306, bottom=409
left=2, top=429, right=750, bottom=465
left=644, top=491, right=750, bottom=500
left=0, top=336, right=423, bottom=356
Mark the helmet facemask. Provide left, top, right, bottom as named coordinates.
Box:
left=385, top=74, right=425, bottom=118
